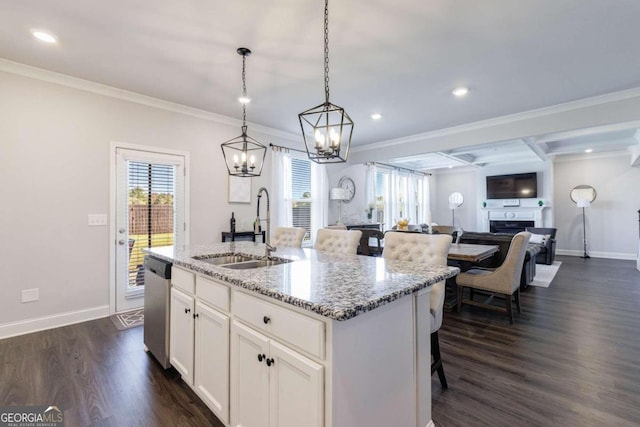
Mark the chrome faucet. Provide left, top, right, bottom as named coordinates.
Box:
left=255, top=187, right=276, bottom=258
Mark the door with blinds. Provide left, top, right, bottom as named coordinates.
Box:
left=115, top=148, right=186, bottom=313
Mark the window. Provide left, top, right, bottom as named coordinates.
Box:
left=291, top=157, right=312, bottom=242
left=128, top=162, right=175, bottom=286
left=375, top=168, right=430, bottom=230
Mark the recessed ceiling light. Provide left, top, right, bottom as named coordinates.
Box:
left=448, top=165, right=453, bottom=169
left=585, top=148, right=593, bottom=153
left=452, top=87, right=469, bottom=97
left=32, top=30, right=57, bottom=44
left=238, top=95, right=251, bottom=104
left=371, top=113, right=383, bottom=120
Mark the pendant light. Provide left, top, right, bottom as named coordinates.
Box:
left=298, top=0, right=354, bottom=164
left=221, top=47, right=267, bottom=177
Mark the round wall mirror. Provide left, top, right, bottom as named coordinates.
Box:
left=570, top=185, right=597, bottom=204
left=448, top=192, right=464, bottom=210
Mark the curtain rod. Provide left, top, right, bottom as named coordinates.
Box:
left=269, top=143, right=307, bottom=154
left=369, top=162, right=432, bottom=176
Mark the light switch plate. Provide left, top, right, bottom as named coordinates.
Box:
left=22, top=288, right=39, bottom=303
left=88, top=214, right=108, bottom=226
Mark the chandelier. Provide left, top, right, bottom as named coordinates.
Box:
left=298, top=0, right=353, bottom=164
left=221, top=47, right=267, bottom=177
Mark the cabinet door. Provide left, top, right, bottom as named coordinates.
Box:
left=195, top=301, right=229, bottom=425
left=169, top=287, right=194, bottom=385
left=230, top=321, right=269, bottom=427
left=269, top=340, right=324, bottom=427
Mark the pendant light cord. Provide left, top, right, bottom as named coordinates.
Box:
left=324, top=0, right=330, bottom=104
left=242, top=52, right=248, bottom=131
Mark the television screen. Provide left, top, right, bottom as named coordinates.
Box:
left=486, top=172, right=537, bottom=199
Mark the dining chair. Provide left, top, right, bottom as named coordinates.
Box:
left=354, top=229, right=385, bottom=256
left=430, top=225, right=464, bottom=244
left=456, top=231, right=531, bottom=324
left=271, top=226, right=306, bottom=248
left=315, top=229, right=362, bottom=255
left=383, top=232, right=453, bottom=389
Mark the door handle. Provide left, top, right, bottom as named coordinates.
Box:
left=118, top=240, right=126, bottom=245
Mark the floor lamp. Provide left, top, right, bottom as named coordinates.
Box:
left=330, top=188, right=348, bottom=224
left=577, top=198, right=591, bottom=259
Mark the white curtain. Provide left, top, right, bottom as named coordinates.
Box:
left=365, top=163, right=377, bottom=219
left=407, top=174, right=417, bottom=224
left=419, top=174, right=432, bottom=225
left=270, top=148, right=292, bottom=228
left=388, top=169, right=400, bottom=225
left=310, top=161, right=329, bottom=245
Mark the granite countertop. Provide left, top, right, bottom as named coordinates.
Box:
left=147, top=242, right=459, bottom=321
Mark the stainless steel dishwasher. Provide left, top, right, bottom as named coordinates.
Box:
left=143, top=255, right=172, bottom=369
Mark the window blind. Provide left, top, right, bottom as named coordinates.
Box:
left=128, top=162, right=175, bottom=286
left=291, top=158, right=312, bottom=241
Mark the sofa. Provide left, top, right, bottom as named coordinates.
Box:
left=457, top=231, right=541, bottom=290
left=525, top=227, right=557, bottom=265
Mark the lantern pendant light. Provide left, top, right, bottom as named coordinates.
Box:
left=298, top=0, right=354, bottom=164
left=221, top=47, right=267, bottom=177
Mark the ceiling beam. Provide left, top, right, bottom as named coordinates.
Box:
left=532, top=121, right=640, bottom=144
left=631, top=130, right=640, bottom=166
left=522, top=138, right=550, bottom=161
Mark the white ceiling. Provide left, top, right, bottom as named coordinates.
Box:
left=2, top=0, right=640, bottom=169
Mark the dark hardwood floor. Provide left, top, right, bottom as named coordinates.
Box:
left=0, top=255, right=638, bottom=426
left=0, top=317, right=223, bottom=426
left=433, top=255, right=640, bottom=426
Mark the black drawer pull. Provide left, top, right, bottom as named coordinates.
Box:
left=263, top=316, right=271, bottom=324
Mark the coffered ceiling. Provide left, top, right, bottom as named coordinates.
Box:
left=1, top=0, right=640, bottom=168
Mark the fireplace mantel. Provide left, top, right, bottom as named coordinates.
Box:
left=481, top=206, right=547, bottom=232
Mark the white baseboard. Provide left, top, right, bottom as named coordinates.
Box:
left=0, top=305, right=110, bottom=340
left=556, top=249, right=637, bottom=260
left=426, top=420, right=436, bottom=427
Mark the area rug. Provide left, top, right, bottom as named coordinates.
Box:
left=110, top=308, right=144, bottom=330
left=530, top=261, right=562, bottom=288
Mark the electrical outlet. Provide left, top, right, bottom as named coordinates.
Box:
left=88, top=214, right=108, bottom=226
left=21, top=288, right=39, bottom=303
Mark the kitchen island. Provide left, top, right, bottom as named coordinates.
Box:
left=147, top=242, right=459, bottom=427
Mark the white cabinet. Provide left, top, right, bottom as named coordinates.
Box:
left=170, top=269, right=231, bottom=424
left=195, top=300, right=230, bottom=425
left=231, top=320, right=324, bottom=427
left=169, top=287, right=194, bottom=385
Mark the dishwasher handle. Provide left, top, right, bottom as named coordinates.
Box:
left=143, top=256, right=172, bottom=279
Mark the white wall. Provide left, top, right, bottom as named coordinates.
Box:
left=431, top=169, right=477, bottom=229
left=553, top=153, right=640, bottom=259
left=0, top=69, right=293, bottom=331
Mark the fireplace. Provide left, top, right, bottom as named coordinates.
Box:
left=482, top=206, right=545, bottom=232
left=490, top=220, right=534, bottom=234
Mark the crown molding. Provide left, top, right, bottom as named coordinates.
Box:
left=0, top=58, right=300, bottom=142
left=351, top=86, right=640, bottom=153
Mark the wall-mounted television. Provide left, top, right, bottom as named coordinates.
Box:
left=486, top=172, right=538, bottom=199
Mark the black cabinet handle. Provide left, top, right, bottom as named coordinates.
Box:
left=258, top=354, right=266, bottom=362
left=266, top=358, right=274, bottom=367
left=263, top=316, right=271, bottom=324
left=193, top=313, right=199, bottom=319
left=185, top=308, right=191, bottom=314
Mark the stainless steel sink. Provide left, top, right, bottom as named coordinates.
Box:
left=221, top=258, right=293, bottom=270
left=193, top=253, right=258, bottom=265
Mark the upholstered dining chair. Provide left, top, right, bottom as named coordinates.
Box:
left=456, top=231, right=531, bottom=324
left=271, top=226, right=306, bottom=248
left=383, top=232, right=453, bottom=389
left=315, top=229, right=362, bottom=255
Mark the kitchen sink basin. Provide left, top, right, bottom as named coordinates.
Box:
left=221, top=258, right=293, bottom=270
left=193, top=253, right=258, bottom=265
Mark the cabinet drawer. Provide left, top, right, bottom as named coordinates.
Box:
left=196, top=276, right=230, bottom=312
left=172, top=266, right=195, bottom=294
left=233, top=291, right=325, bottom=360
